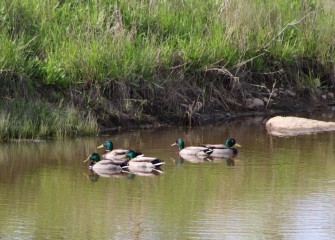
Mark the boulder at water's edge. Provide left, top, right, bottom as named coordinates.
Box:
left=265, top=116, right=335, bottom=136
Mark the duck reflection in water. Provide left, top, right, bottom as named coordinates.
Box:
left=172, top=156, right=184, bottom=167
left=178, top=155, right=213, bottom=164
left=226, top=158, right=235, bottom=166
left=209, top=157, right=236, bottom=166
left=173, top=155, right=235, bottom=166
left=84, top=171, right=100, bottom=182
left=123, top=166, right=164, bottom=178
left=84, top=170, right=130, bottom=182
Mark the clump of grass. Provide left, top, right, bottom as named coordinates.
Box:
left=0, top=100, right=98, bottom=140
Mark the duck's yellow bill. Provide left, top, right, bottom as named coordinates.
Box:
left=235, top=143, right=242, bottom=147
left=83, top=157, right=90, bottom=162
left=171, top=143, right=177, bottom=146
left=97, top=144, right=104, bottom=149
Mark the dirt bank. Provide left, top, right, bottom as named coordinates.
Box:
left=35, top=57, right=335, bottom=134
left=65, top=79, right=335, bottom=134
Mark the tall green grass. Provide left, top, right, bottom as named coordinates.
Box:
left=0, top=100, right=98, bottom=140
left=0, top=0, right=334, bottom=137
left=1, top=0, right=334, bottom=86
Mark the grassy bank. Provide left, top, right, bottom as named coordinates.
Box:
left=0, top=0, right=335, bottom=138
left=0, top=100, right=97, bottom=140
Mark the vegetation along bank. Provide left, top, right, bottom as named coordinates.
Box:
left=1, top=0, right=335, bottom=140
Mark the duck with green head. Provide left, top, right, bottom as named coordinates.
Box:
left=200, top=137, right=241, bottom=159
left=121, top=150, right=165, bottom=169
left=84, top=152, right=127, bottom=173
left=97, top=140, right=141, bottom=163
left=171, top=138, right=213, bottom=159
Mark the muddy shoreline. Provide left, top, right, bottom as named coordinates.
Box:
left=96, top=82, right=335, bottom=135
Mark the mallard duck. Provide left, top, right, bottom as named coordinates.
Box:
left=84, top=152, right=126, bottom=173
left=171, top=138, right=213, bottom=159
left=121, top=150, right=165, bottom=169
left=97, top=140, right=141, bottom=163
left=200, top=137, right=241, bottom=159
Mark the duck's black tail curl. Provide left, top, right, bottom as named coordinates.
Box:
left=203, top=148, right=213, bottom=155
left=152, top=159, right=165, bottom=167
left=120, top=160, right=129, bottom=168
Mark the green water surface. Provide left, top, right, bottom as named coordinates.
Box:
left=1, top=115, right=335, bottom=239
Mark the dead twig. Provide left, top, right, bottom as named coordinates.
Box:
left=261, top=9, right=323, bottom=51
left=181, top=94, right=203, bottom=127
left=204, top=66, right=240, bottom=91
left=229, top=9, right=323, bottom=72
left=232, top=53, right=266, bottom=70
left=204, top=66, right=238, bottom=81
left=265, top=80, right=277, bottom=110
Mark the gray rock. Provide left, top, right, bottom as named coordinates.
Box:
left=327, top=92, right=334, bottom=100
left=247, top=98, right=264, bottom=110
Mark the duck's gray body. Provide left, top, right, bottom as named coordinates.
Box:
left=127, top=156, right=165, bottom=168
left=92, top=160, right=123, bottom=172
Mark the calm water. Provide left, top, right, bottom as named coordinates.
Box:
left=1, top=114, right=335, bottom=240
